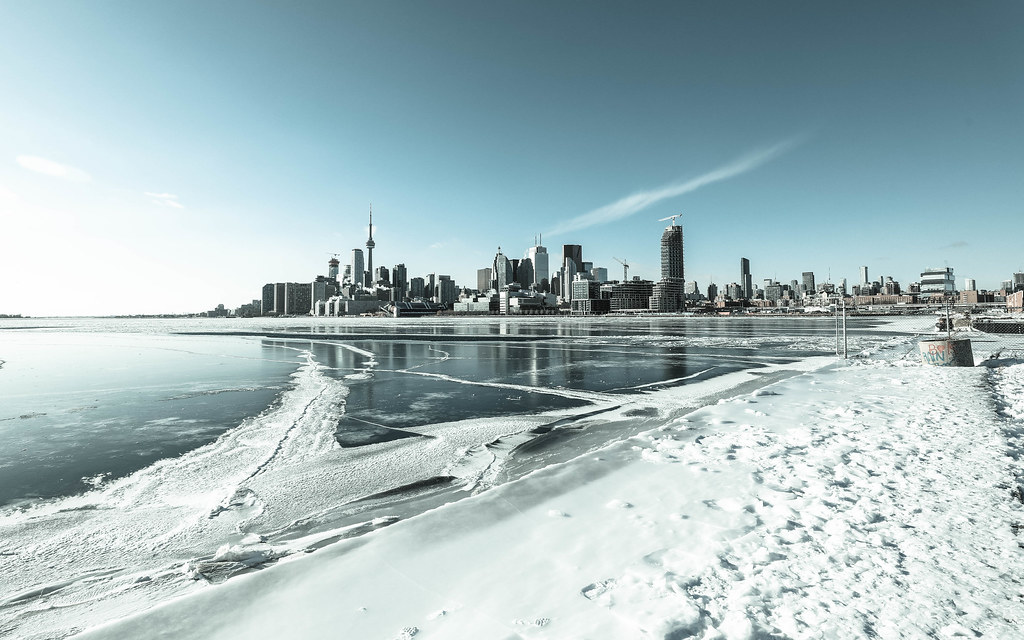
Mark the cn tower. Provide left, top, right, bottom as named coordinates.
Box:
left=365, top=204, right=375, bottom=288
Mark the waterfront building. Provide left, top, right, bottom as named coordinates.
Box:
left=707, top=282, right=718, bottom=300
left=920, top=267, right=955, bottom=299
left=261, top=283, right=275, bottom=316
left=609, top=279, right=654, bottom=312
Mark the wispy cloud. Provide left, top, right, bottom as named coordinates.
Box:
left=544, top=135, right=806, bottom=237
left=17, top=155, right=92, bottom=183
left=145, top=192, right=185, bottom=209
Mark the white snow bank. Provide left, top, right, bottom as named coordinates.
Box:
left=79, top=358, right=1024, bottom=639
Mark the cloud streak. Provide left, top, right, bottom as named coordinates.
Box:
left=17, top=155, right=92, bottom=183
left=146, top=192, right=185, bottom=209
left=545, top=135, right=806, bottom=237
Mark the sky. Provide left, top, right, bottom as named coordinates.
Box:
left=1, top=1, right=1022, bottom=316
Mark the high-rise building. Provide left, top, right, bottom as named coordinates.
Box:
left=653, top=223, right=685, bottom=312
left=493, top=248, right=513, bottom=291
left=436, top=275, right=457, bottom=306
left=425, top=273, right=436, bottom=300
left=740, top=258, right=752, bottom=299
left=591, top=267, right=608, bottom=283
left=660, top=225, right=684, bottom=281
left=860, top=266, right=869, bottom=285
left=561, top=257, right=578, bottom=301
left=392, top=264, right=408, bottom=302
left=562, top=244, right=583, bottom=273
left=964, top=278, right=976, bottom=292
left=526, top=241, right=549, bottom=292
left=802, top=272, right=816, bottom=294
left=350, top=249, right=365, bottom=289
left=1014, top=273, right=1024, bottom=292
left=409, top=277, right=425, bottom=299
left=477, top=268, right=492, bottom=292
left=707, top=282, right=718, bottom=300
left=261, top=283, right=275, bottom=316
left=328, top=257, right=340, bottom=281
left=365, top=205, right=375, bottom=288
left=518, top=259, right=534, bottom=290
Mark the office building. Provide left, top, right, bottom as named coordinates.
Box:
left=740, top=258, right=752, bottom=299
left=409, top=277, right=425, bottom=299
left=526, top=242, right=549, bottom=292
left=392, top=264, right=408, bottom=302
left=860, top=266, right=869, bottom=285
left=920, top=267, right=955, bottom=298
left=477, top=268, right=492, bottom=292
left=492, top=248, right=513, bottom=290
left=350, top=249, right=364, bottom=290
left=436, top=275, right=457, bottom=307
left=802, top=272, right=816, bottom=295
left=965, top=278, right=976, bottom=292
left=562, top=244, right=583, bottom=273
left=518, top=258, right=534, bottom=290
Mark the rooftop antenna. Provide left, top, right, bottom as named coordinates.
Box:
left=658, top=213, right=682, bottom=226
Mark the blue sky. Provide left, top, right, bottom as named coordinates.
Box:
left=1, top=1, right=1022, bottom=315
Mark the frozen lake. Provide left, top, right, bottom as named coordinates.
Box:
left=0, top=315, right=909, bottom=638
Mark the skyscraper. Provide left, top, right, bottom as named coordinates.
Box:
left=562, top=244, right=583, bottom=273
left=860, top=266, right=869, bottom=285
left=802, top=271, right=816, bottom=295
left=477, top=268, right=492, bottom=292
left=740, top=258, right=752, bottom=299
left=652, top=223, right=685, bottom=312
left=526, top=241, right=549, bottom=291
left=492, top=247, right=513, bottom=291
left=365, top=204, right=375, bottom=288
left=350, top=248, right=364, bottom=289
left=660, top=225, right=684, bottom=280
left=328, top=257, right=340, bottom=281
left=392, top=263, right=407, bottom=302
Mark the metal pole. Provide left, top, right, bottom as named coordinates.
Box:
left=946, top=299, right=952, bottom=339
left=834, top=296, right=840, bottom=357
left=842, top=297, right=848, bottom=358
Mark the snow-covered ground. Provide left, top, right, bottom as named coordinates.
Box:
left=76, top=348, right=1024, bottom=639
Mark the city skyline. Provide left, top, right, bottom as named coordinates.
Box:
left=2, top=2, right=1023, bottom=315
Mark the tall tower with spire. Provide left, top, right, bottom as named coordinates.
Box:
left=365, top=204, right=375, bottom=288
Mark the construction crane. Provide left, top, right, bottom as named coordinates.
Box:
left=659, top=213, right=682, bottom=226
left=613, top=257, right=630, bottom=282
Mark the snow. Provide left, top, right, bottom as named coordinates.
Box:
left=74, top=351, right=1024, bottom=639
